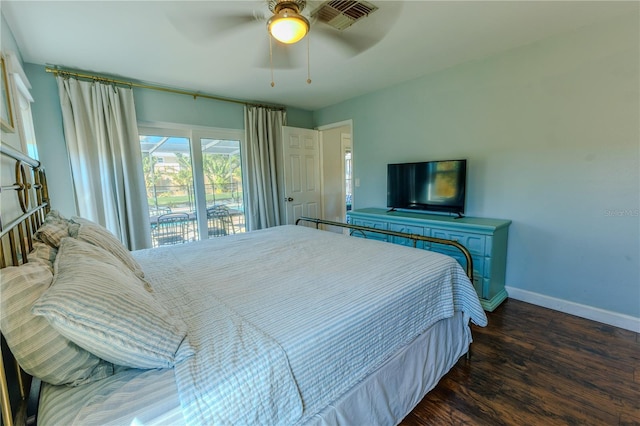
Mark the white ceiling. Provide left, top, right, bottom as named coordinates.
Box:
left=2, top=0, right=634, bottom=111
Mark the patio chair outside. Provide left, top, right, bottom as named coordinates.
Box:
left=154, top=212, right=190, bottom=247
left=150, top=206, right=172, bottom=217
left=207, top=205, right=235, bottom=238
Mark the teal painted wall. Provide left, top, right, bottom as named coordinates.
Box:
left=25, top=63, right=76, bottom=216
left=287, top=107, right=314, bottom=129
left=133, top=89, right=245, bottom=129
left=23, top=64, right=313, bottom=217
left=313, top=14, right=640, bottom=319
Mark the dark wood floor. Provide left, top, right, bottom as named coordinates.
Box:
left=400, top=299, right=640, bottom=426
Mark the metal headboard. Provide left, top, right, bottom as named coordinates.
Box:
left=295, top=216, right=474, bottom=280
left=0, top=142, right=50, bottom=426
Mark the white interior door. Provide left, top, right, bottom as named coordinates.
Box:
left=281, top=126, right=321, bottom=225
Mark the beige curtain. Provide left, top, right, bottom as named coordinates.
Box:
left=56, top=77, right=151, bottom=250
left=244, top=106, right=286, bottom=231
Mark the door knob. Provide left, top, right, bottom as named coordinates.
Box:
left=284, top=197, right=294, bottom=202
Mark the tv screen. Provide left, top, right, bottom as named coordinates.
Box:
left=387, top=160, right=467, bottom=215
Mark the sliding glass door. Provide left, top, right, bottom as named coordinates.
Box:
left=200, top=138, right=245, bottom=234
left=139, top=125, right=245, bottom=247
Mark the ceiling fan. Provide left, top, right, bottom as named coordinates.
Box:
left=168, top=0, right=395, bottom=70
left=266, top=0, right=311, bottom=44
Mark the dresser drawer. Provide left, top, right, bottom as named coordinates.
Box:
left=430, top=229, right=486, bottom=256
left=350, top=218, right=388, bottom=241
left=388, top=222, right=426, bottom=249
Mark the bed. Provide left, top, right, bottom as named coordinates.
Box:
left=0, top=143, right=487, bottom=426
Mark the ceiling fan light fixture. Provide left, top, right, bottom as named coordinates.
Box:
left=267, top=7, right=309, bottom=44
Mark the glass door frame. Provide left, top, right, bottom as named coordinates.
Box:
left=139, top=122, right=246, bottom=242
left=192, top=127, right=246, bottom=240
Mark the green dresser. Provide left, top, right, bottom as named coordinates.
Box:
left=347, top=208, right=511, bottom=311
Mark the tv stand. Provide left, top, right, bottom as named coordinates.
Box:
left=346, top=208, right=511, bottom=311
left=454, top=212, right=465, bottom=219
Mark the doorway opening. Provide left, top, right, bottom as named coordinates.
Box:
left=317, top=120, right=353, bottom=232
left=345, top=147, right=353, bottom=213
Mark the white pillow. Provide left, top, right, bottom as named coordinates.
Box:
left=32, top=237, right=192, bottom=369
left=68, top=216, right=145, bottom=279
left=0, top=261, right=114, bottom=386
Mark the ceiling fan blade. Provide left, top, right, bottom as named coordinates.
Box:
left=312, top=24, right=381, bottom=57
left=167, top=11, right=260, bottom=44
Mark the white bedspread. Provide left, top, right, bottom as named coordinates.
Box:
left=136, top=241, right=303, bottom=425
left=133, top=225, right=486, bottom=425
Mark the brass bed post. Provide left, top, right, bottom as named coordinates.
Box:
left=6, top=228, right=19, bottom=266
left=37, top=169, right=50, bottom=216
left=0, top=352, right=13, bottom=426
left=1, top=142, right=48, bottom=426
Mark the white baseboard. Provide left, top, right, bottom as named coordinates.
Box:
left=505, top=286, right=640, bottom=333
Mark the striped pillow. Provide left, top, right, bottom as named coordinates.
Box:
left=32, top=237, right=192, bottom=369
left=27, top=242, right=58, bottom=271
left=0, top=261, right=114, bottom=386
left=68, top=216, right=145, bottom=278
left=34, top=210, right=71, bottom=248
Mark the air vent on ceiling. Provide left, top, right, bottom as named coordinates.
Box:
left=311, top=1, right=378, bottom=30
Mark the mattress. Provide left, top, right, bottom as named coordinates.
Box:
left=38, top=225, right=486, bottom=425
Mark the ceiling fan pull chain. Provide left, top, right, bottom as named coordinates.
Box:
left=269, top=35, right=275, bottom=88
left=306, top=34, right=312, bottom=85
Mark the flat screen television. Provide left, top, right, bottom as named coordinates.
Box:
left=387, top=159, right=467, bottom=216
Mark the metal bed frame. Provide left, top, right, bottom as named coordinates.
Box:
left=295, top=216, right=474, bottom=280
left=1, top=143, right=49, bottom=426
